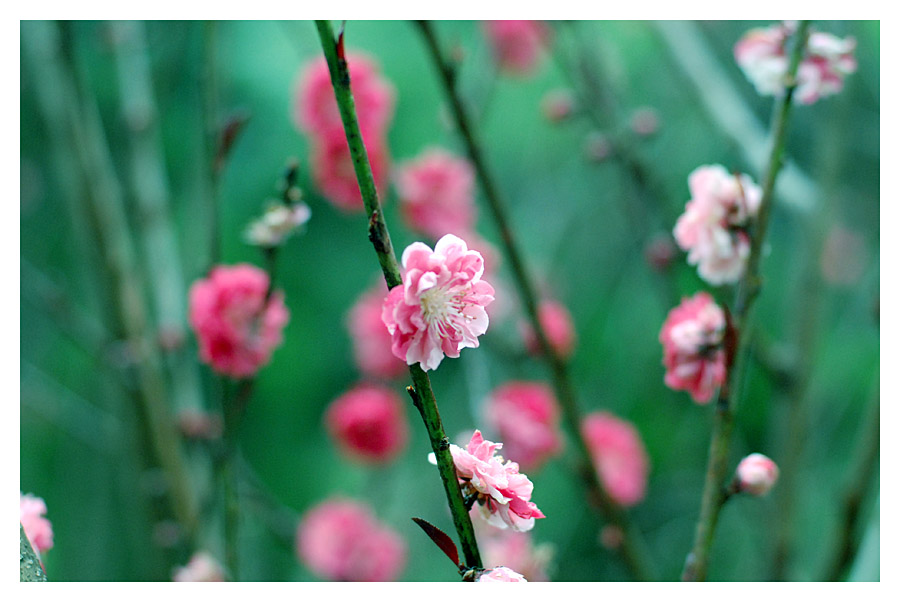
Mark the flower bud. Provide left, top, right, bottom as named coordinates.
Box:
left=735, top=453, right=779, bottom=496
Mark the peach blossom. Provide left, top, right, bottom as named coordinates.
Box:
left=581, top=413, right=650, bottom=507
left=310, top=132, right=390, bottom=212
left=484, top=381, right=562, bottom=471
left=325, top=383, right=409, bottom=464
left=736, top=453, right=779, bottom=496
left=477, top=566, right=528, bottom=582
left=395, top=148, right=476, bottom=240
left=347, top=283, right=408, bottom=380
left=521, top=300, right=577, bottom=359
left=483, top=21, right=549, bottom=76
left=20, top=492, right=53, bottom=554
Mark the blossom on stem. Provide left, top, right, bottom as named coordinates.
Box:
left=735, top=453, right=780, bottom=496
left=520, top=299, right=577, bottom=359
left=172, top=552, right=225, bottom=582
left=581, top=412, right=650, bottom=507
left=245, top=202, right=311, bottom=248
left=482, top=21, right=549, bottom=76
left=477, top=566, right=528, bottom=582
left=188, top=264, right=290, bottom=379
left=673, top=164, right=762, bottom=285
left=20, top=492, right=53, bottom=554
left=347, top=283, right=408, bottom=380
left=325, top=383, right=409, bottom=464
left=395, top=148, right=477, bottom=240
left=659, top=292, right=727, bottom=404
left=484, top=381, right=563, bottom=472
left=382, top=234, right=495, bottom=371
left=297, top=498, right=406, bottom=581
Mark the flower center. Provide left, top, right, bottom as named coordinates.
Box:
left=420, top=285, right=468, bottom=337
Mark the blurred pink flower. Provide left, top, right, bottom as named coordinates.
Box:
left=630, top=107, right=660, bottom=136
left=325, top=383, right=409, bottom=464
left=483, top=20, right=549, bottom=76
left=673, top=164, right=762, bottom=285
left=820, top=225, right=868, bottom=287
left=477, top=566, right=528, bottom=582
left=297, top=498, right=406, bottom=581
left=395, top=148, right=476, bottom=240
left=541, top=89, right=575, bottom=123
left=292, top=52, right=395, bottom=140
left=310, top=131, right=390, bottom=212
left=20, top=492, right=53, bottom=554
left=736, top=453, right=780, bottom=496
left=521, top=300, right=577, bottom=359
left=485, top=381, right=562, bottom=471
left=172, top=551, right=225, bottom=582
left=382, top=234, right=495, bottom=371
left=440, top=430, right=545, bottom=532
left=347, top=283, right=408, bottom=380
left=659, top=292, right=727, bottom=404
left=734, top=22, right=856, bottom=105
left=188, top=264, right=289, bottom=379
left=581, top=412, right=650, bottom=507
left=479, top=524, right=553, bottom=581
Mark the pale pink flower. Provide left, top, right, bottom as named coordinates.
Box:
left=20, top=492, right=53, bottom=554
left=673, top=164, right=762, bottom=285
left=581, top=412, right=650, bottom=507
left=734, top=23, right=856, bottom=105
left=485, top=381, right=563, bottom=471
left=188, top=264, right=290, bottom=379
left=310, top=131, right=390, bottom=212
left=541, top=89, right=575, bottom=123
left=245, top=202, right=311, bottom=247
left=521, top=300, right=577, bottom=359
left=325, top=383, right=409, bottom=464
left=483, top=21, right=549, bottom=76
left=396, top=148, right=477, bottom=240
left=347, top=283, right=408, bottom=380
left=659, top=292, right=727, bottom=404
left=292, top=52, right=395, bottom=140
left=479, top=524, right=553, bottom=582
left=477, top=566, right=528, bottom=582
left=172, top=551, right=225, bottom=582
left=297, top=498, right=406, bottom=581
left=439, top=430, right=545, bottom=532
left=735, top=453, right=779, bottom=496
left=382, top=234, right=495, bottom=371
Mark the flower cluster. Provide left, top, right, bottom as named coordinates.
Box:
left=20, top=492, right=53, bottom=555
left=436, top=430, right=545, bottom=532
left=172, top=552, right=225, bottom=582
left=293, top=52, right=395, bottom=211
left=520, top=299, right=577, bottom=359
left=382, top=234, right=495, bottom=371
left=296, top=498, right=406, bottom=581
left=347, top=282, right=408, bottom=379
left=188, top=264, right=290, bottom=378
left=734, top=22, right=857, bottom=105
left=482, top=21, right=549, bottom=76
left=395, top=148, right=477, bottom=241
left=673, top=164, right=762, bottom=285
left=581, top=412, right=650, bottom=507
left=735, top=453, right=780, bottom=496
left=477, top=566, right=528, bottom=582
left=659, top=292, right=727, bottom=404
left=484, top=381, right=562, bottom=472
left=245, top=202, right=311, bottom=248
left=325, top=383, right=409, bottom=464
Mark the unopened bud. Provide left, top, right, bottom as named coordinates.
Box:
left=644, top=233, right=676, bottom=271
left=584, top=131, right=613, bottom=163
left=630, top=107, right=660, bottom=137
left=541, top=89, right=575, bottom=123
left=735, top=453, right=779, bottom=496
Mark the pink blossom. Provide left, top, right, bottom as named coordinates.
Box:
left=382, top=234, right=495, bottom=371
left=296, top=498, right=406, bottom=581
left=172, top=552, right=225, bottom=582
left=483, top=21, right=549, bottom=76
left=347, top=283, right=408, bottom=380
left=292, top=52, right=395, bottom=140
left=477, top=566, right=528, bottom=582
left=673, top=164, right=762, bottom=285
left=440, top=430, right=545, bottom=532
left=521, top=300, right=577, bottom=359
left=659, top=292, right=727, bottom=404
left=395, top=148, right=477, bottom=240
left=735, top=453, right=779, bottom=496
left=484, top=381, right=562, bottom=471
left=325, top=383, right=409, bottom=464
left=20, top=492, right=53, bottom=554
left=479, top=524, right=553, bottom=582
left=188, top=264, right=289, bottom=379
left=734, top=23, right=856, bottom=105
left=310, top=131, right=390, bottom=212
left=581, top=413, right=650, bottom=507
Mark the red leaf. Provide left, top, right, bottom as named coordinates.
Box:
left=411, top=517, right=460, bottom=568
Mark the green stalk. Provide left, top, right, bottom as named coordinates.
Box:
left=20, top=526, right=48, bottom=582
left=314, top=19, right=482, bottom=571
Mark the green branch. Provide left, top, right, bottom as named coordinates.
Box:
left=20, top=526, right=47, bottom=582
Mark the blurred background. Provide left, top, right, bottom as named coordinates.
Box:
left=20, top=20, right=879, bottom=581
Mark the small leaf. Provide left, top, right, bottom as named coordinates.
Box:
left=411, top=517, right=460, bottom=567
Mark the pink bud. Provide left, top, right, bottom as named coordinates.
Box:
left=630, top=107, right=660, bottom=136
left=735, top=453, right=779, bottom=496
left=541, top=89, right=575, bottom=123
left=20, top=492, right=53, bottom=555
left=583, top=131, right=613, bottom=163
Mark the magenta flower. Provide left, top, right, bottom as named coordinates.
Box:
left=581, top=412, right=650, bottom=507
left=477, top=566, right=528, bottom=582
left=382, top=234, right=495, bottom=371
left=172, top=552, right=225, bottom=582
left=395, top=148, right=477, bottom=240
left=482, top=21, right=549, bottom=76
left=296, top=498, right=406, bottom=582
left=188, top=264, right=289, bottom=379
left=735, top=453, right=780, bottom=496
left=347, top=283, right=408, bottom=380
left=659, top=292, right=727, bottom=404
left=673, top=164, right=762, bottom=285
left=485, top=381, right=563, bottom=472
left=520, top=300, right=577, bottom=359
left=325, top=383, right=409, bottom=464
left=20, top=492, right=53, bottom=555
